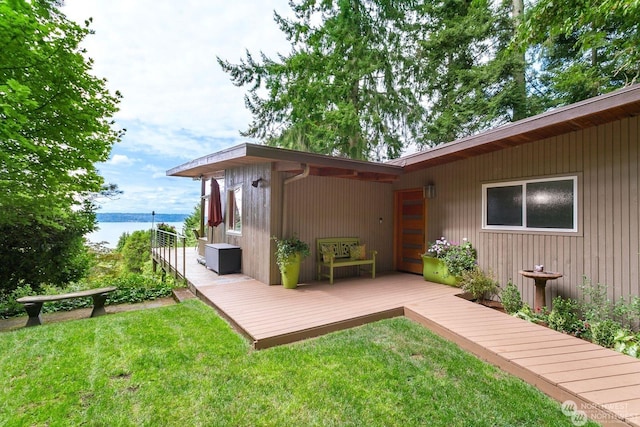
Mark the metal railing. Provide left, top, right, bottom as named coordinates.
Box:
left=151, top=228, right=187, bottom=283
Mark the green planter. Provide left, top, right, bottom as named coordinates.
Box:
left=280, top=253, right=302, bottom=289
left=422, top=255, right=460, bottom=286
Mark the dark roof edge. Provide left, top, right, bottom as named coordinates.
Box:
left=166, top=143, right=250, bottom=177
left=390, top=84, right=640, bottom=167
left=243, top=144, right=402, bottom=173
left=166, top=142, right=403, bottom=177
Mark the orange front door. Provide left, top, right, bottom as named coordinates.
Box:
left=394, top=189, right=426, bottom=274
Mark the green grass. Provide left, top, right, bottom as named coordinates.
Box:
left=0, top=300, right=596, bottom=426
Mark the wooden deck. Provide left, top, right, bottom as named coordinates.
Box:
left=173, top=250, right=640, bottom=426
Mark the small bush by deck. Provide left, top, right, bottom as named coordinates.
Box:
left=0, top=300, right=594, bottom=426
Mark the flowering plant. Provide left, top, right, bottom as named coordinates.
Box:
left=425, top=237, right=477, bottom=277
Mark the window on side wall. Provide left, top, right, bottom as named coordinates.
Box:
left=227, top=185, right=242, bottom=235
left=482, top=176, right=577, bottom=233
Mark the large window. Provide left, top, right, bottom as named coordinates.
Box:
left=482, top=176, right=577, bottom=232
left=227, top=186, right=242, bottom=235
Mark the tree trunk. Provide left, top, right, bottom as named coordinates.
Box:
left=512, top=0, right=527, bottom=121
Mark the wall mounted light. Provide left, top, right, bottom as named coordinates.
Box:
left=251, top=178, right=263, bottom=188
left=424, top=183, right=436, bottom=199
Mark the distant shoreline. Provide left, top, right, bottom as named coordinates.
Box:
left=96, top=213, right=189, bottom=223
left=88, top=220, right=185, bottom=248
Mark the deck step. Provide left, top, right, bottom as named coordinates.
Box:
left=172, top=288, right=196, bottom=303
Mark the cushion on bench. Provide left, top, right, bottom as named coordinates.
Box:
left=316, top=238, right=376, bottom=284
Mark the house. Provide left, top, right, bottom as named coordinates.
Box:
left=167, top=84, right=640, bottom=307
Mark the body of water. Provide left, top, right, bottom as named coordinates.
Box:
left=86, top=222, right=185, bottom=248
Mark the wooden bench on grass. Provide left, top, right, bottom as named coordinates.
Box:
left=316, top=237, right=376, bottom=285
left=17, top=286, right=117, bottom=327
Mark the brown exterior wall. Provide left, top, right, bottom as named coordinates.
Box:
left=281, top=175, right=395, bottom=284
left=222, top=163, right=274, bottom=284
left=218, top=165, right=395, bottom=285
left=269, top=168, right=285, bottom=284
left=397, top=116, right=640, bottom=306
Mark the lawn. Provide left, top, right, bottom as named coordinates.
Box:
left=0, top=300, right=596, bottom=426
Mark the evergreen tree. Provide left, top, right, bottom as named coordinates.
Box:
left=219, top=0, right=638, bottom=154
left=218, top=0, right=423, bottom=161
left=522, top=0, right=639, bottom=105
left=414, top=0, right=536, bottom=146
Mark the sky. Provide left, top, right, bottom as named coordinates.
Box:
left=63, top=1, right=293, bottom=214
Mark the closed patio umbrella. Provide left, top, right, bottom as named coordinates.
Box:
left=208, top=178, right=223, bottom=227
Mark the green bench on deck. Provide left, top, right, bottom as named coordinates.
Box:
left=316, top=237, right=376, bottom=284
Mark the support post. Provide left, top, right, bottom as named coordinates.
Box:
left=24, top=302, right=43, bottom=327
left=200, top=178, right=206, bottom=237
left=534, top=279, right=547, bottom=311
left=90, top=293, right=110, bottom=317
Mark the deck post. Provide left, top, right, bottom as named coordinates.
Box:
left=182, top=240, right=186, bottom=283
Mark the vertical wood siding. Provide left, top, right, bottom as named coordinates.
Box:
left=223, top=163, right=274, bottom=284
left=283, top=175, right=395, bottom=284
left=269, top=168, right=285, bottom=284
left=397, top=116, right=640, bottom=306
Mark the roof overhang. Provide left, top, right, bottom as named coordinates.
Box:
left=390, top=84, right=640, bottom=171
left=167, top=143, right=403, bottom=183
left=168, top=85, right=640, bottom=181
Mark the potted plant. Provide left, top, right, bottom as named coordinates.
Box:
left=273, top=235, right=311, bottom=289
left=422, top=237, right=477, bottom=286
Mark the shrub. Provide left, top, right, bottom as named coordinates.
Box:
left=590, top=319, right=623, bottom=348
left=514, top=275, right=640, bottom=356
left=578, top=277, right=640, bottom=332
left=632, top=297, right=640, bottom=322
left=46, top=275, right=175, bottom=312
left=104, top=273, right=175, bottom=305
left=500, top=280, right=523, bottom=315
left=157, top=222, right=177, bottom=233
left=0, top=209, right=95, bottom=292
left=460, top=267, right=498, bottom=303
left=122, top=230, right=151, bottom=273
left=0, top=285, right=35, bottom=318
left=613, top=295, right=640, bottom=330
left=86, top=242, right=123, bottom=280
left=36, top=283, right=96, bottom=313
left=547, top=296, right=583, bottom=335
left=578, top=277, right=612, bottom=323
left=156, top=223, right=177, bottom=247
left=614, top=330, right=640, bottom=358
left=115, top=232, right=130, bottom=252
left=515, top=304, right=549, bottom=325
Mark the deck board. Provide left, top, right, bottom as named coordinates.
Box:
left=164, top=249, right=640, bottom=426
